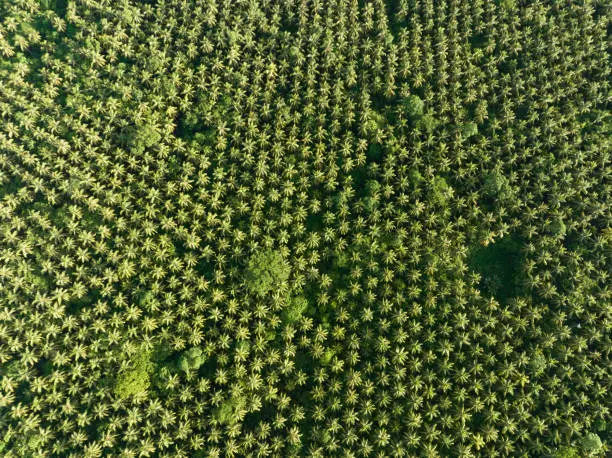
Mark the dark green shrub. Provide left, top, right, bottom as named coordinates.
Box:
left=213, top=395, right=246, bottom=425
left=245, top=250, right=290, bottom=296
left=177, top=347, right=206, bottom=373
left=363, top=110, right=386, bottom=138
left=461, top=122, right=478, bottom=138
left=114, top=347, right=154, bottom=399
left=483, top=170, right=512, bottom=201
left=320, top=348, right=335, bottom=366
left=416, top=112, right=438, bottom=133
left=403, top=95, right=424, bottom=119
left=408, top=167, right=423, bottom=186
left=429, top=176, right=451, bottom=206
left=552, top=446, right=580, bottom=458
left=529, top=351, right=547, bottom=375
left=496, top=0, right=517, bottom=10
left=126, top=124, right=161, bottom=154
left=547, top=217, right=567, bottom=237
left=580, top=433, right=603, bottom=455
left=400, top=95, right=437, bottom=132
left=282, top=295, right=309, bottom=323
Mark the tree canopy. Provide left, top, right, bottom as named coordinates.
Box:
left=0, top=0, right=608, bottom=457
left=245, top=249, right=291, bottom=296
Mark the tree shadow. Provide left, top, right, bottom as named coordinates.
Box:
left=467, top=235, right=525, bottom=301
left=0, top=174, right=23, bottom=199
left=66, top=289, right=101, bottom=315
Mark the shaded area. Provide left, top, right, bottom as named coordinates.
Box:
left=66, top=289, right=101, bottom=315
left=41, top=0, right=68, bottom=17
left=467, top=235, right=525, bottom=301
left=0, top=174, right=24, bottom=199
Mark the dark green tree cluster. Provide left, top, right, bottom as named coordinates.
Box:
left=114, top=346, right=155, bottom=399
left=401, top=94, right=438, bottom=132
left=176, top=347, right=206, bottom=372
left=245, top=249, right=291, bottom=296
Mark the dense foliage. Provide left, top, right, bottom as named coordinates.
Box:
left=245, top=250, right=291, bottom=297
left=0, top=0, right=610, bottom=457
